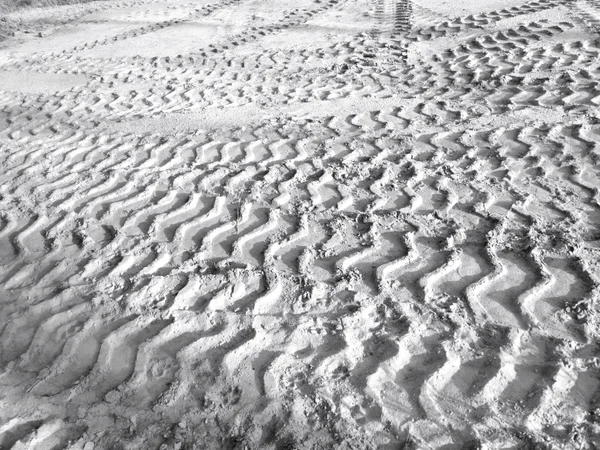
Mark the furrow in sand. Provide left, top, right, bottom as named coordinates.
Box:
left=67, top=317, right=171, bottom=403
left=0, top=289, right=87, bottom=367
left=119, top=317, right=226, bottom=407
left=30, top=315, right=138, bottom=397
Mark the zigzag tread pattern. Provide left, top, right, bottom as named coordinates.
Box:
left=0, top=0, right=599, bottom=449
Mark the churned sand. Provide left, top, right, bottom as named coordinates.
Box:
left=0, top=0, right=600, bottom=448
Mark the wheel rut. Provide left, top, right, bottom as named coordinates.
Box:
left=0, top=0, right=598, bottom=448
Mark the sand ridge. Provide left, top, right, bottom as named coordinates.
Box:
left=0, top=0, right=600, bottom=448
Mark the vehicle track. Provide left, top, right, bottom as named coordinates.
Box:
left=1, top=0, right=599, bottom=448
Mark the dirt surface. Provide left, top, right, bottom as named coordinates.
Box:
left=1, top=0, right=600, bottom=449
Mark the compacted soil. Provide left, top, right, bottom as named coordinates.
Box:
left=1, top=0, right=600, bottom=448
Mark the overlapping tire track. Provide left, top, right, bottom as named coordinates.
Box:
left=1, top=0, right=600, bottom=448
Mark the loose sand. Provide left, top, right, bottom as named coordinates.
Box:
left=1, top=0, right=600, bottom=449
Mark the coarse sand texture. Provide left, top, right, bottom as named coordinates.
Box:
left=1, top=0, right=600, bottom=448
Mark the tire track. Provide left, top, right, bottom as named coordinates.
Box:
left=1, top=0, right=599, bottom=448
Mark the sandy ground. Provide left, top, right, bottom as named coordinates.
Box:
left=1, top=0, right=600, bottom=448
